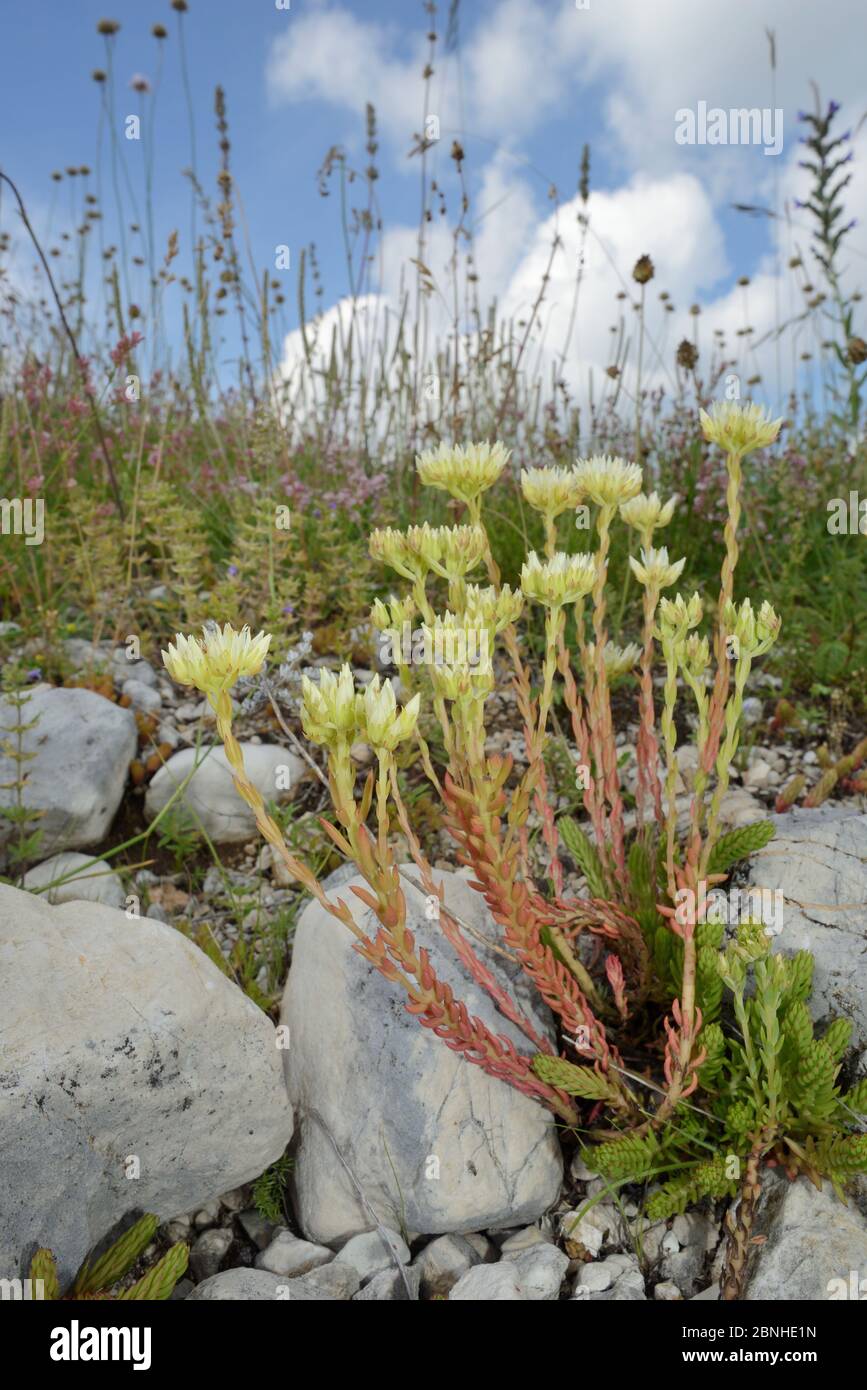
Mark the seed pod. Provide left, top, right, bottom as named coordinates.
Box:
left=847, top=336, right=867, bottom=364
left=676, top=338, right=698, bottom=370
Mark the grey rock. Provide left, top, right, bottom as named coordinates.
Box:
left=463, top=1232, right=496, bottom=1262
left=61, top=637, right=112, bottom=670
left=0, top=687, right=136, bottom=857
left=283, top=865, right=562, bottom=1245
left=741, top=697, right=764, bottom=727
left=190, top=1228, right=233, bottom=1281
left=592, top=1264, right=647, bottom=1301
left=559, top=1203, right=619, bottom=1257
left=717, top=787, right=767, bottom=828
left=499, top=1225, right=551, bottom=1257
left=0, top=885, right=293, bottom=1286
left=413, top=1234, right=483, bottom=1297
left=353, top=1265, right=421, bottom=1301
left=660, top=1211, right=715, bottom=1297
left=237, top=1209, right=277, bottom=1250
left=145, top=744, right=305, bottom=844
left=255, top=1229, right=333, bottom=1277
left=334, top=1228, right=410, bottom=1284
left=294, top=1262, right=360, bottom=1300
left=746, top=809, right=867, bottom=1043
left=22, top=852, right=126, bottom=909
left=122, top=678, right=162, bottom=713
left=743, top=757, right=773, bottom=789
left=661, top=1244, right=708, bottom=1298
left=572, top=1251, right=633, bottom=1301
left=161, top=1217, right=191, bottom=1244
left=218, top=1187, right=248, bottom=1213
left=187, top=1268, right=288, bottom=1301
left=449, top=1263, right=527, bottom=1300
left=193, top=1201, right=222, bottom=1230
left=111, top=652, right=159, bottom=688
left=654, top=1280, right=683, bottom=1300
left=573, top=1261, right=615, bottom=1294
left=744, top=1174, right=867, bottom=1300
left=506, top=1242, right=569, bottom=1300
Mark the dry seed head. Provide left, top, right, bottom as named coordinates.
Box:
left=848, top=336, right=867, bottom=365
left=676, top=338, right=698, bottom=370
left=632, top=254, right=655, bottom=285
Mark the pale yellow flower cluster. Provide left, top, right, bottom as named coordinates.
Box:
left=629, top=545, right=686, bottom=591
left=586, top=640, right=642, bottom=680
left=162, top=624, right=271, bottom=698
left=699, top=401, right=782, bottom=457
left=722, top=598, right=781, bottom=657
left=463, top=582, right=523, bottom=633
left=357, top=676, right=421, bottom=752
left=681, top=632, right=711, bottom=677
left=574, top=455, right=643, bottom=509
left=299, top=664, right=420, bottom=755
left=421, top=612, right=495, bottom=701
left=520, top=466, right=584, bottom=520
left=369, top=523, right=486, bottom=582
left=521, top=551, right=596, bottom=608
left=657, top=592, right=704, bottom=641
left=415, top=440, right=510, bottom=505
left=370, top=594, right=416, bottom=634
left=620, top=490, right=677, bottom=536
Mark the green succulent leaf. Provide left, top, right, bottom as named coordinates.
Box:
left=29, top=1248, right=60, bottom=1301
left=73, top=1214, right=160, bottom=1296
left=119, top=1242, right=189, bottom=1301
left=532, top=1052, right=618, bottom=1102
left=558, top=816, right=608, bottom=898
left=706, top=819, right=775, bottom=875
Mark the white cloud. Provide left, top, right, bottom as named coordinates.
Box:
left=266, top=5, right=423, bottom=144
left=272, top=1, right=867, bottom=419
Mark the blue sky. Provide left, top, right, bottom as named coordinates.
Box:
left=2, top=0, right=867, bottom=410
